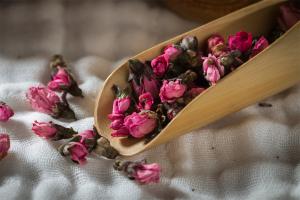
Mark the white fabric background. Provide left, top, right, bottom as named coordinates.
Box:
left=0, top=1, right=300, bottom=200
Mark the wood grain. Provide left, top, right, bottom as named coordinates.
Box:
left=94, top=0, right=300, bottom=156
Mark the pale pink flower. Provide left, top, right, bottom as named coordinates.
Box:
left=159, top=80, right=187, bottom=103
left=26, top=86, right=60, bottom=115
left=202, top=54, right=225, bottom=85
left=32, top=121, right=57, bottom=139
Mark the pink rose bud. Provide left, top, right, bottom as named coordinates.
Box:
left=66, top=142, right=88, bottom=165
left=159, top=80, right=187, bottom=103
left=111, top=126, right=130, bottom=137
left=32, top=121, right=57, bottom=139
left=250, top=36, right=269, bottom=58
left=32, top=121, right=77, bottom=140
left=79, top=130, right=97, bottom=151
left=48, top=67, right=72, bottom=91
left=79, top=130, right=95, bottom=141
left=0, top=102, right=14, bottom=122
left=114, top=160, right=161, bottom=184
left=0, top=134, right=10, bottom=161
left=26, top=86, right=61, bottom=115
left=112, top=97, right=131, bottom=114
left=202, top=54, right=225, bottom=85
left=163, top=45, right=182, bottom=61
left=228, top=31, right=253, bottom=53
left=278, top=3, right=300, bottom=31
left=109, top=118, right=124, bottom=130
left=124, top=111, right=157, bottom=138
left=133, top=163, right=161, bottom=184
left=138, top=92, right=154, bottom=110
left=151, top=55, right=169, bottom=77
left=142, top=75, right=159, bottom=98
left=207, top=34, right=225, bottom=52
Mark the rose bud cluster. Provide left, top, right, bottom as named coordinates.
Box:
left=114, top=159, right=161, bottom=184
left=108, top=31, right=271, bottom=142
left=0, top=102, right=14, bottom=122
left=26, top=55, right=84, bottom=120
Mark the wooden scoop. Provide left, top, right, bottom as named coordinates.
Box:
left=94, top=0, right=300, bottom=156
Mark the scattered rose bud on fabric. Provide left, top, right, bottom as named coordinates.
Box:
left=0, top=102, right=14, bottom=122
left=138, top=92, right=154, bottom=110
left=32, top=121, right=57, bottom=139
left=0, top=133, right=10, bottom=161
left=124, top=111, right=157, bottom=138
left=26, top=86, right=61, bottom=115
left=114, top=160, right=161, bottom=184
left=202, top=54, right=225, bottom=85
left=159, top=80, right=187, bottom=103
left=79, top=129, right=98, bottom=152
left=60, top=142, right=88, bottom=165
left=278, top=2, right=300, bottom=32
left=250, top=36, right=269, bottom=58
left=26, top=86, right=76, bottom=119
left=32, top=121, right=77, bottom=140
left=163, top=45, right=182, bottom=61
left=48, top=67, right=72, bottom=91
left=151, top=55, right=169, bottom=77
left=228, top=31, right=253, bottom=53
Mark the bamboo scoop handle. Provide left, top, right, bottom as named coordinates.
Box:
left=147, top=22, right=300, bottom=150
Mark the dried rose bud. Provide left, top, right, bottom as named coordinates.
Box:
left=26, top=86, right=76, bottom=119
left=93, top=137, right=119, bottom=159
left=78, top=129, right=98, bottom=152
left=60, top=142, right=88, bottom=165
left=112, top=97, right=131, bottom=114
left=32, top=121, right=77, bottom=140
left=163, top=45, right=182, bottom=61
left=159, top=80, right=187, bottom=103
left=50, top=55, right=67, bottom=70
left=111, top=126, right=129, bottom=137
left=49, top=55, right=83, bottom=97
left=124, top=111, right=157, bottom=138
left=228, top=31, right=253, bottom=53
left=151, top=55, right=169, bottom=77
left=0, top=134, right=10, bottom=161
left=138, top=92, right=154, bottom=110
left=128, top=60, right=159, bottom=98
left=178, top=70, right=198, bottom=84
left=207, top=34, right=225, bottom=52
left=278, top=2, right=300, bottom=32
left=114, top=159, right=161, bottom=184
left=187, top=87, right=205, bottom=99
left=250, top=36, right=269, bottom=58
left=0, top=102, right=14, bottom=122
left=166, top=104, right=183, bottom=120
left=180, top=36, right=198, bottom=51
left=26, top=86, right=60, bottom=115
left=48, top=67, right=72, bottom=91
left=202, top=54, right=225, bottom=85
left=211, top=43, right=228, bottom=58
